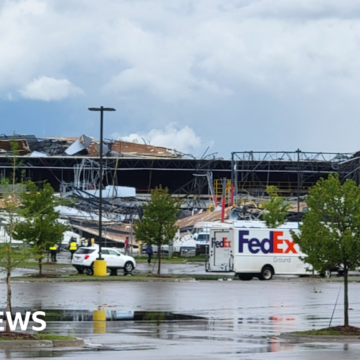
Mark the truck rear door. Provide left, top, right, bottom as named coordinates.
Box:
left=208, top=229, right=233, bottom=272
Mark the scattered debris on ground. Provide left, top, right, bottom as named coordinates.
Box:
left=323, top=325, right=360, bottom=335
left=0, top=332, right=37, bottom=340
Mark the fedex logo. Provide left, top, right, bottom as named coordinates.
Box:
left=212, top=237, right=231, bottom=248
left=238, top=231, right=297, bottom=254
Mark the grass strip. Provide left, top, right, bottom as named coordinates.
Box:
left=36, top=334, right=75, bottom=341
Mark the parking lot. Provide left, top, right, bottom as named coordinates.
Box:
left=2, top=268, right=360, bottom=359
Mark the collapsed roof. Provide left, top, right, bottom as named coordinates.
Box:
left=0, top=134, right=183, bottom=158
left=176, top=207, right=233, bottom=230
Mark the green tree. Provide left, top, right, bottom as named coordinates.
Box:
left=0, top=136, right=29, bottom=332
left=292, top=174, right=360, bottom=327
left=9, top=134, right=24, bottom=185
left=134, top=186, right=179, bottom=275
left=14, top=181, right=67, bottom=276
left=262, top=186, right=290, bottom=228
left=0, top=180, right=30, bottom=332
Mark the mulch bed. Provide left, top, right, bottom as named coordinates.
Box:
left=27, top=274, right=60, bottom=278
left=0, top=332, right=37, bottom=340
left=323, top=326, right=360, bottom=335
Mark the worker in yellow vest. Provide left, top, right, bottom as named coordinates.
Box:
left=69, top=238, right=77, bottom=260
left=49, top=245, right=57, bottom=262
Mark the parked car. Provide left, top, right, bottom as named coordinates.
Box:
left=72, top=246, right=136, bottom=275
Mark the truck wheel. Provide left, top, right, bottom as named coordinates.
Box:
left=239, top=274, right=253, bottom=281
left=259, top=266, right=273, bottom=280
left=320, top=269, right=332, bottom=278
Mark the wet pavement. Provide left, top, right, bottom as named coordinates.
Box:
left=12, top=250, right=226, bottom=276
left=1, top=274, right=360, bottom=359
left=0, top=251, right=218, bottom=279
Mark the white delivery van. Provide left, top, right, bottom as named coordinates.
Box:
left=205, top=224, right=313, bottom=280
left=61, top=231, right=83, bottom=249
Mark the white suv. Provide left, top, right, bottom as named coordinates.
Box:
left=72, top=246, right=136, bottom=275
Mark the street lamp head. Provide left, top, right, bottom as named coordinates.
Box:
left=88, top=107, right=116, bottom=112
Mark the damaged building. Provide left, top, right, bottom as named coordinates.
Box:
left=1, top=133, right=360, bottom=248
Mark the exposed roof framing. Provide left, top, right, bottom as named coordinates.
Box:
left=231, top=150, right=360, bottom=197
left=1, top=148, right=360, bottom=202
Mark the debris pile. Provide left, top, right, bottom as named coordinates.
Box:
left=0, top=134, right=183, bottom=159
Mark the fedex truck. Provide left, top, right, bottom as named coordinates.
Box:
left=205, top=224, right=313, bottom=280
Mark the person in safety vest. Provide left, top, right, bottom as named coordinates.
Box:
left=69, top=238, right=77, bottom=260
left=49, top=244, right=57, bottom=262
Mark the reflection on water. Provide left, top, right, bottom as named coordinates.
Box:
left=1, top=308, right=205, bottom=322
left=234, top=338, right=295, bottom=354
left=0, top=312, right=302, bottom=358
left=43, top=309, right=205, bottom=322
left=0, top=309, right=300, bottom=356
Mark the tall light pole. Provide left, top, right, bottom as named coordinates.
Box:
left=296, top=148, right=301, bottom=227
left=88, top=106, right=116, bottom=276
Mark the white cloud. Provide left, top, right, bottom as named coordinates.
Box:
left=1, top=0, right=360, bottom=154
left=19, top=76, right=83, bottom=101
left=112, top=123, right=210, bottom=155
left=1, top=0, right=360, bottom=102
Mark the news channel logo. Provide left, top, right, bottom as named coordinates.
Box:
left=0, top=311, right=46, bottom=331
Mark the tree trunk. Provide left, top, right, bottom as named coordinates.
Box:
left=12, top=163, right=15, bottom=185
left=38, top=258, right=42, bottom=276
left=6, top=270, right=11, bottom=333
left=157, top=251, right=161, bottom=275
left=344, top=267, right=349, bottom=327
left=7, top=213, right=13, bottom=333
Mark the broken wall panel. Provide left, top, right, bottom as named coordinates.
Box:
left=0, top=139, right=30, bottom=155
left=64, top=135, right=110, bottom=157
left=65, top=135, right=93, bottom=155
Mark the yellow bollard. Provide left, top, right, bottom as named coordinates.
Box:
left=94, top=259, right=107, bottom=277
left=93, top=310, right=106, bottom=321
left=93, top=310, right=106, bottom=333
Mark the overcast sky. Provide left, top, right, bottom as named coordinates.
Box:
left=1, top=0, right=360, bottom=158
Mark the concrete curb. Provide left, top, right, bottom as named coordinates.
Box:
left=52, top=338, right=85, bottom=348
left=280, top=332, right=360, bottom=342
left=0, top=338, right=85, bottom=349
left=0, top=340, right=53, bottom=349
